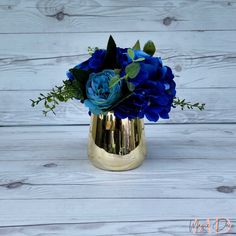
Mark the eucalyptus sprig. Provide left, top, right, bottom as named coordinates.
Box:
left=30, top=68, right=89, bottom=116
left=31, top=37, right=205, bottom=118
left=30, top=82, right=73, bottom=116
left=173, top=97, right=205, bottom=111
left=87, top=46, right=99, bottom=55
left=109, top=49, right=145, bottom=90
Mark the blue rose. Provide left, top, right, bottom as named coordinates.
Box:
left=84, top=70, right=122, bottom=115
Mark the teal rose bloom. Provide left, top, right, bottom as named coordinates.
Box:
left=84, top=70, right=122, bottom=115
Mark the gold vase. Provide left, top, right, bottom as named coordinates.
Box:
left=88, top=112, right=146, bottom=171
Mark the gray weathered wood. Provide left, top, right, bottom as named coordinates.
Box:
left=0, top=32, right=236, bottom=90
left=0, top=198, right=235, bottom=227
left=0, top=124, right=235, bottom=201
left=0, top=220, right=235, bottom=236
left=0, top=159, right=236, bottom=200
left=0, top=0, right=236, bottom=33
left=0, top=221, right=215, bottom=236
left=0, top=88, right=234, bottom=125
left=0, top=0, right=236, bottom=234
left=1, top=124, right=236, bottom=234
left=0, top=124, right=235, bottom=161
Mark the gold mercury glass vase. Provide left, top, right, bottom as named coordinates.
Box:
left=88, top=112, right=147, bottom=171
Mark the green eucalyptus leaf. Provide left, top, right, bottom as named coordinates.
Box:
left=134, top=57, right=145, bottom=62
left=143, top=40, right=156, bottom=56
left=126, top=81, right=136, bottom=91
left=125, top=62, right=140, bottom=79
left=132, top=40, right=141, bottom=50
left=109, top=76, right=120, bottom=89
left=127, top=48, right=135, bottom=60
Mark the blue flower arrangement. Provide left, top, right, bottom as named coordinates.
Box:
left=31, top=36, right=205, bottom=122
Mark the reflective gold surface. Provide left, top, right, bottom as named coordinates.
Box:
left=88, top=112, right=146, bottom=171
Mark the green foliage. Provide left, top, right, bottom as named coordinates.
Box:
left=114, top=69, right=121, bottom=75
left=124, top=48, right=142, bottom=79
left=87, top=46, right=99, bottom=55
left=126, top=80, right=135, bottom=91
left=31, top=68, right=89, bottom=116
left=143, top=40, right=156, bottom=56
left=103, top=35, right=117, bottom=69
left=134, top=58, right=145, bottom=62
left=109, top=75, right=121, bottom=89
left=125, top=62, right=140, bottom=79
left=132, top=40, right=141, bottom=50
left=31, top=37, right=205, bottom=118
left=31, top=84, right=72, bottom=116
left=173, top=97, right=205, bottom=111
left=69, top=68, right=90, bottom=100
left=127, top=48, right=135, bottom=60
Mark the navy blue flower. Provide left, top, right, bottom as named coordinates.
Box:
left=66, top=50, right=106, bottom=81
left=114, top=65, right=176, bottom=122
left=128, top=57, right=163, bottom=86
left=65, top=39, right=176, bottom=122
left=116, top=48, right=131, bottom=68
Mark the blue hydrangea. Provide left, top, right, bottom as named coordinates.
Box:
left=66, top=41, right=176, bottom=122
left=66, top=49, right=106, bottom=81
left=114, top=66, right=176, bottom=122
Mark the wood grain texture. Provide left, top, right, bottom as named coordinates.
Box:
left=0, top=124, right=235, bottom=161
left=0, top=220, right=235, bottom=236
left=0, top=0, right=236, bottom=234
left=0, top=124, right=236, bottom=234
left=0, top=88, right=235, bottom=125
left=0, top=198, right=235, bottom=227
left=0, top=159, right=236, bottom=200
left=0, top=0, right=236, bottom=33
left=0, top=221, right=215, bottom=236
left=0, top=32, right=236, bottom=90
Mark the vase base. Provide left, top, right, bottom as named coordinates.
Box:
left=88, top=132, right=146, bottom=171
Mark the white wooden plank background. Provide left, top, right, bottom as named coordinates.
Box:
left=0, top=0, right=236, bottom=235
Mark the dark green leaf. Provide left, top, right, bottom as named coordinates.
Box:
left=143, top=40, right=156, bottom=56
left=103, top=35, right=117, bottom=69
left=114, top=69, right=121, bottom=75
left=69, top=68, right=90, bottom=100
left=56, top=94, right=65, bottom=102
left=132, top=40, right=141, bottom=50
left=47, top=97, right=53, bottom=102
